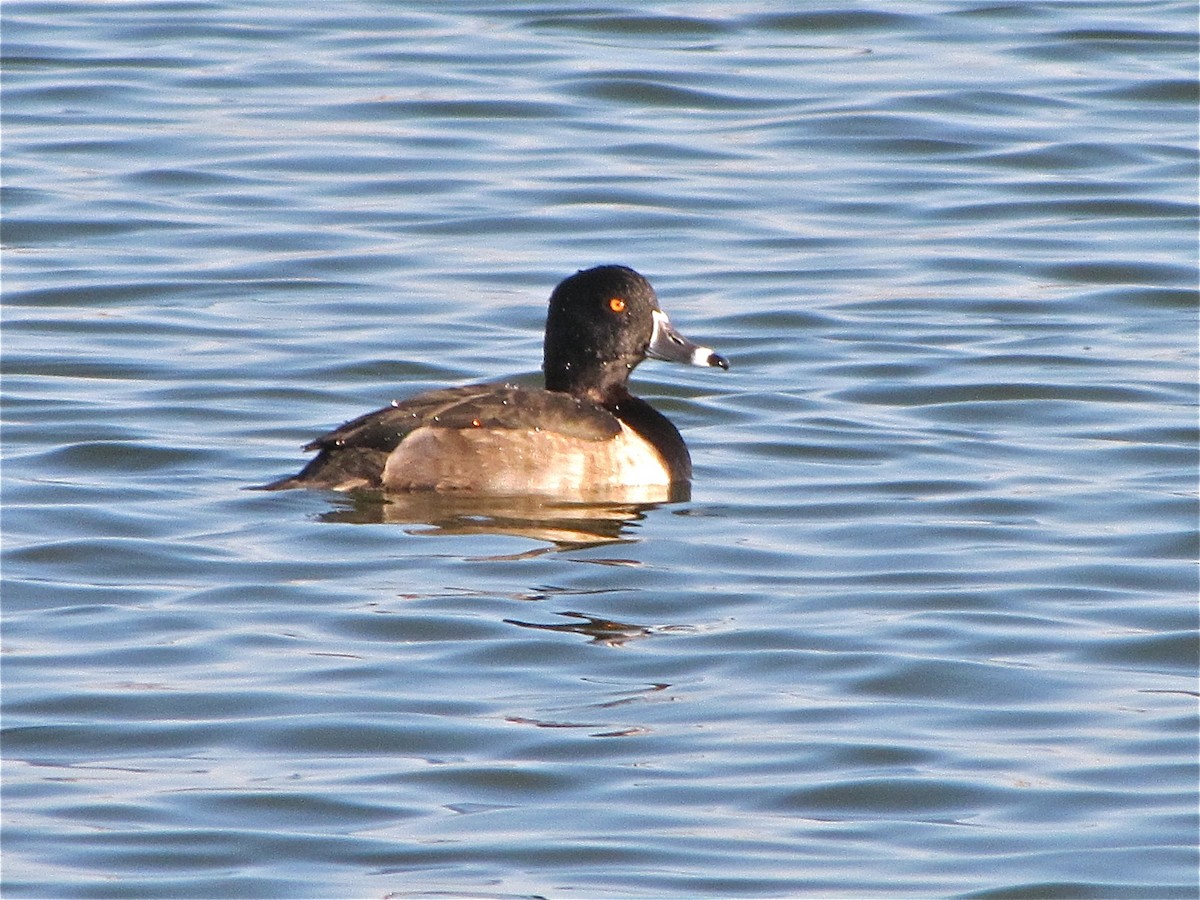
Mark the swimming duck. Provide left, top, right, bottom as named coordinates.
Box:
left=262, top=265, right=728, bottom=497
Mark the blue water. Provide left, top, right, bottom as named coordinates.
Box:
left=3, top=2, right=1197, bottom=897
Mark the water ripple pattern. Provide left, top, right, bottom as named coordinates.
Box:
left=3, top=2, right=1197, bottom=898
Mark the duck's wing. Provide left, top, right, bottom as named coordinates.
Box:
left=260, top=383, right=619, bottom=491
left=305, top=383, right=618, bottom=452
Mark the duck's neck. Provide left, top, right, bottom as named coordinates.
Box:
left=544, top=357, right=634, bottom=407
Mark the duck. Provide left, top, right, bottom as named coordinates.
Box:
left=260, top=265, right=728, bottom=498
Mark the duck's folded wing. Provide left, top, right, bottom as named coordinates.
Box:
left=306, top=383, right=618, bottom=453
left=260, top=383, right=619, bottom=491
left=303, top=384, right=495, bottom=453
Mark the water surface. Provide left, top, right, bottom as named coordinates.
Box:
left=3, top=2, right=1197, bottom=897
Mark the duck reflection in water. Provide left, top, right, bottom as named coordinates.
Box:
left=503, top=610, right=666, bottom=646
left=314, top=489, right=676, bottom=554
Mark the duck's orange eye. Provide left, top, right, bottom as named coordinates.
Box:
left=608, top=297, right=626, bottom=313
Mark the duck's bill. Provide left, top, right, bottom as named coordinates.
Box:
left=647, top=310, right=729, bottom=370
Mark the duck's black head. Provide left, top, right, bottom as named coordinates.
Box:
left=542, top=265, right=727, bottom=405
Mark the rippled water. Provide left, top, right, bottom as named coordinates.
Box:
left=3, top=2, right=1197, bottom=897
